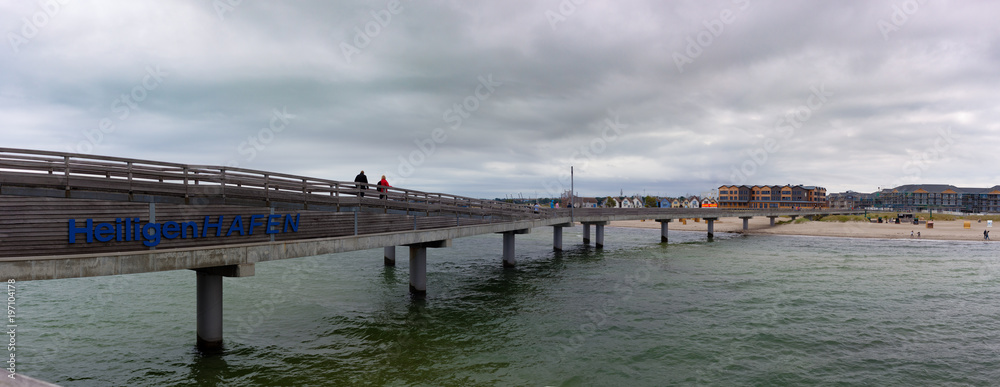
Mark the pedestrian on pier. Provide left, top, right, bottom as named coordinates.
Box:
left=354, top=170, right=368, bottom=198
left=377, top=175, right=390, bottom=200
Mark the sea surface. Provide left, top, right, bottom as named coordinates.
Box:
left=14, top=226, right=1000, bottom=386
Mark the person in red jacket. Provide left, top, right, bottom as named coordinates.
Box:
left=377, top=175, right=390, bottom=200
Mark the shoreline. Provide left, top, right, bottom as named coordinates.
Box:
left=608, top=217, right=996, bottom=242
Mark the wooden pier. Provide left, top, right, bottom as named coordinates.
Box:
left=0, top=148, right=862, bottom=351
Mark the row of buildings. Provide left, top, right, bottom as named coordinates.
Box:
left=558, top=191, right=719, bottom=209
left=558, top=185, right=829, bottom=210
left=658, top=197, right=718, bottom=208
left=828, top=184, right=1000, bottom=213
left=557, top=184, right=1000, bottom=213
left=559, top=195, right=717, bottom=208
left=717, top=185, right=828, bottom=209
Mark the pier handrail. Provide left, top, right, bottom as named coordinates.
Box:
left=0, top=147, right=538, bottom=220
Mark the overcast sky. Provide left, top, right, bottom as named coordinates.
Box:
left=3, top=0, right=998, bottom=199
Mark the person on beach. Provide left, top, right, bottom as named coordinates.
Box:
left=985, top=230, right=990, bottom=241
left=377, top=175, right=390, bottom=200
left=911, top=230, right=914, bottom=238
left=354, top=170, right=368, bottom=197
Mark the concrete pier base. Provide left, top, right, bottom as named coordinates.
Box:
left=705, top=218, right=717, bottom=240
left=500, top=229, right=530, bottom=267
left=406, top=240, right=451, bottom=297
left=553, top=226, right=563, bottom=251
left=741, top=217, right=752, bottom=230
left=503, top=232, right=516, bottom=267
left=384, top=246, right=396, bottom=266
left=196, top=271, right=223, bottom=352
left=552, top=223, right=572, bottom=251
left=582, top=222, right=608, bottom=248
left=193, top=264, right=253, bottom=352
left=409, top=245, right=427, bottom=295
left=769, top=216, right=777, bottom=226
left=595, top=224, right=605, bottom=248
left=657, top=219, right=670, bottom=243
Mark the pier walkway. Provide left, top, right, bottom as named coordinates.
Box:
left=0, top=148, right=861, bottom=350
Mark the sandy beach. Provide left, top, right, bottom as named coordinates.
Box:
left=610, top=217, right=997, bottom=242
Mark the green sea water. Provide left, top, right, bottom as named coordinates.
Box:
left=13, top=226, right=1000, bottom=386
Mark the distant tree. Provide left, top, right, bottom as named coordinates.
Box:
left=605, top=196, right=615, bottom=208
left=644, top=196, right=658, bottom=208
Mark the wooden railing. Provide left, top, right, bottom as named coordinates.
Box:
left=0, top=148, right=539, bottom=221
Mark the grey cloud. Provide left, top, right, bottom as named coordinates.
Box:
left=2, top=0, right=999, bottom=198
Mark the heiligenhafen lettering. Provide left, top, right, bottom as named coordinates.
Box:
left=68, top=214, right=300, bottom=247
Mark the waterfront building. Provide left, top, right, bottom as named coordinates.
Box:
left=873, top=184, right=1000, bottom=213
left=717, top=184, right=828, bottom=209
left=827, top=191, right=875, bottom=209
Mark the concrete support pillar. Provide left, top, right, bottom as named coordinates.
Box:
left=705, top=218, right=716, bottom=240
left=403, top=240, right=450, bottom=297
left=657, top=219, right=670, bottom=243
left=384, top=246, right=396, bottom=266
left=769, top=216, right=777, bottom=227
left=553, top=226, right=564, bottom=251
left=595, top=224, right=605, bottom=248
left=741, top=217, right=751, bottom=230
left=191, top=264, right=252, bottom=352
left=583, top=223, right=591, bottom=245
left=503, top=231, right=516, bottom=267
left=196, top=271, right=223, bottom=352
left=409, top=245, right=427, bottom=295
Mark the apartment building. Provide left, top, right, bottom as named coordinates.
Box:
left=717, top=184, right=828, bottom=209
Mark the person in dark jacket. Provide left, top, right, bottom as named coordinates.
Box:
left=354, top=170, right=368, bottom=197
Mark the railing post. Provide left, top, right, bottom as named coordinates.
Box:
left=334, top=183, right=340, bottom=211
left=149, top=202, right=156, bottom=250
left=302, top=178, right=308, bottom=210
left=220, top=168, right=227, bottom=201
left=183, top=167, right=190, bottom=203
left=63, top=155, right=70, bottom=197
left=264, top=174, right=270, bottom=205
left=127, top=161, right=134, bottom=200
left=354, top=208, right=359, bottom=236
